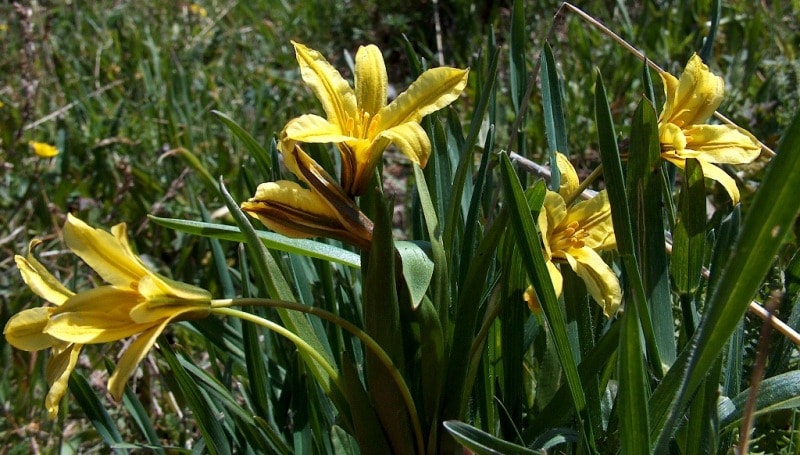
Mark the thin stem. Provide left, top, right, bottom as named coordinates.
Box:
left=211, top=298, right=426, bottom=454
left=210, top=306, right=342, bottom=387
left=564, top=164, right=604, bottom=206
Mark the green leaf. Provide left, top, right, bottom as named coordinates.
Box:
left=653, top=109, right=800, bottom=451
left=627, top=96, right=676, bottom=366
left=594, top=71, right=663, bottom=375
left=670, top=158, right=706, bottom=296
left=148, top=216, right=360, bottom=268
left=159, top=339, right=230, bottom=455
left=498, top=152, right=586, bottom=416
left=509, top=0, right=526, bottom=114
left=540, top=42, right=567, bottom=191
left=69, top=373, right=124, bottom=450
left=444, top=420, right=544, bottom=455
left=719, top=371, right=800, bottom=429
left=396, top=240, right=435, bottom=310
left=212, top=110, right=272, bottom=176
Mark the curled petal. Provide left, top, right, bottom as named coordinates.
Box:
left=683, top=124, right=761, bottom=164
left=281, top=114, right=351, bottom=150
left=292, top=41, right=357, bottom=129
left=659, top=122, right=688, bottom=153
left=45, top=343, right=82, bottom=418
left=555, top=152, right=580, bottom=199
left=64, top=214, right=149, bottom=291
left=565, top=248, right=621, bottom=317
left=15, top=251, right=74, bottom=305
left=354, top=44, right=388, bottom=116
left=659, top=53, right=724, bottom=127
left=378, top=67, right=469, bottom=130
left=4, top=307, right=61, bottom=351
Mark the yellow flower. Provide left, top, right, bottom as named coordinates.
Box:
left=4, top=215, right=211, bottom=407
left=242, top=144, right=374, bottom=249
left=280, top=41, right=469, bottom=196
left=30, top=141, right=59, bottom=158
left=658, top=54, right=761, bottom=205
left=525, top=154, right=621, bottom=317
left=188, top=3, right=207, bottom=17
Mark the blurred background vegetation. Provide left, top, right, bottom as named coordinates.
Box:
left=2, top=0, right=799, bottom=452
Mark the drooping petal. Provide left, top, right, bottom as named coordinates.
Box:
left=4, top=307, right=60, bottom=351
left=378, top=67, right=469, bottom=130
left=555, top=152, right=580, bottom=199
left=547, top=260, right=564, bottom=298
left=64, top=214, right=149, bottom=290
left=565, top=248, right=621, bottom=317
left=45, top=287, right=152, bottom=344
left=564, top=190, right=616, bottom=251
left=659, top=54, right=724, bottom=127
left=292, top=41, right=358, bottom=129
left=684, top=124, right=761, bottom=164
left=354, top=44, right=388, bottom=116
left=374, top=121, right=432, bottom=167
left=15, top=252, right=74, bottom=305
left=44, top=343, right=82, bottom=418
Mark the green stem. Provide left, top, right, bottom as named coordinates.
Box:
left=211, top=298, right=425, bottom=454
left=564, top=164, right=603, bottom=206
left=210, top=306, right=341, bottom=386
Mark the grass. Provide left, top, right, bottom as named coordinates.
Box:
left=2, top=0, right=800, bottom=453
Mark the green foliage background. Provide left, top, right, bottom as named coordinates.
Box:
left=2, top=0, right=800, bottom=453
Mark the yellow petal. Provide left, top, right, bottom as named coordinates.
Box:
left=354, top=44, right=388, bottom=116
left=137, top=273, right=211, bottom=308
left=565, top=190, right=616, bottom=251
left=107, top=316, right=175, bottom=401
left=4, top=307, right=61, bottom=351
left=683, top=124, right=761, bottom=164
left=30, top=141, right=59, bottom=158
left=292, top=41, right=357, bottom=129
left=696, top=159, right=741, bottom=205
left=378, top=67, right=469, bottom=130
left=15, top=252, right=74, bottom=305
left=659, top=54, right=724, bottom=127
left=566, top=248, right=621, bottom=317
left=46, top=287, right=152, bottom=344
left=282, top=114, right=352, bottom=147
left=540, top=191, right=567, bottom=259
left=374, top=121, right=432, bottom=166
left=547, top=260, right=564, bottom=298
left=64, top=214, right=148, bottom=290
left=45, top=343, right=82, bottom=418
left=555, top=152, right=580, bottom=199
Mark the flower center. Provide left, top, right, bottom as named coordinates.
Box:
left=550, top=220, right=590, bottom=254
left=344, top=110, right=380, bottom=139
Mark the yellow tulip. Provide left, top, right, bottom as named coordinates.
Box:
left=658, top=54, right=761, bottom=204
left=525, top=153, right=621, bottom=317
left=4, top=215, right=211, bottom=408
left=280, top=41, right=469, bottom=196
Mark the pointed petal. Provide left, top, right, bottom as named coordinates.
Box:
left=45, top=343, right=82, bottom=418
left=108, top=316, right=174, bottom=401
left=130, top=279, right=210, bottom=321
left=566, top=248, right=621, bottom=317
left=354, top=44, right=388, bottom=116
left=64, top=214, right=148, bottom=290
left=292, top=41, right=357, bottom=128
left=378, top=67, right=468, bottom=130
left=282, top=114, right=352, bottom=146
left=45, top=287, right=153, bottom=344
left=547, top=260, right=564, bottom=298
left=697, top=159, right=741, bottom=205
left=555, top=152, right=580, bottom=199
left=15, top=252, right=74, bottom=305
left=566, top=190, right=616, bottom=250
left=659, top=54, right=724, bottom=127
left=684, top=124, right=761, bottom=164
left=4, top=307, right=61, bottom=351
left=374, top=121, right=432, bottom=166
